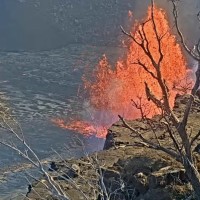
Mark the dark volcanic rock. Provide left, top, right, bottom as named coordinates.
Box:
left=103, top=130, right=115, bottom=150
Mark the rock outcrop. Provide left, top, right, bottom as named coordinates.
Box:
left=26, top=94, right=200, bottom=200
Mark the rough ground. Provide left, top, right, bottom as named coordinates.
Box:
left=26, top=94, right=200, bottom=200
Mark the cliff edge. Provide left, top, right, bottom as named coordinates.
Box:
left=26, top=94, right=200, bottom=200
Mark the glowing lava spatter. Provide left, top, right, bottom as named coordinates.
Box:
left=52, top=119, right=108, bottom=138
left=53, top=6, right=192, bottom=138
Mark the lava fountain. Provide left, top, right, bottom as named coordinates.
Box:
left=53, top=5, right=192, bottom=138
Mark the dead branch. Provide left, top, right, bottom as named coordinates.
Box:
left=161, top=121, right=182, bottom=155
left=118, top=115, right=181, bottom=161
left=151, top=0, right=164, bottom=65
left=131, top=96, right=151, bottom=119
left=132, top=60, right=158, bottom=80
left=0, top=119, right=70, bottom=200
left=171, top=0, right=200, bottom=60
left=190, top=130, right=200, bottom=148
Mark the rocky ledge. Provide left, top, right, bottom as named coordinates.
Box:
left=26, top=94, right=200, bottom=200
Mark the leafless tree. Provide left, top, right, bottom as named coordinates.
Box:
left=120, top=0, right=200, bottom=198
left=0, top=118, right=71, bottom=200
left=0, top=111, right=127, bottom=200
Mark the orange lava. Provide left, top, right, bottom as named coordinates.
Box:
left=53, top=5, right=192, bottom=138
left=52, top=119, right=107, bottom=138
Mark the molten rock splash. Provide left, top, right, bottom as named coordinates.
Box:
left=53, top=6, right=192, bottom=138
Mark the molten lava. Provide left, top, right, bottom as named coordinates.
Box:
left=53, top=5, right=192, bottom=138
left=52, top=119, right=107, bottom=138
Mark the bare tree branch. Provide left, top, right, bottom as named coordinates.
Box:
left=190, top=130, right=200, bottom=148
left=171, top=0, right=200, bottom=60
left=118, top=115, right=181, bottom=161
